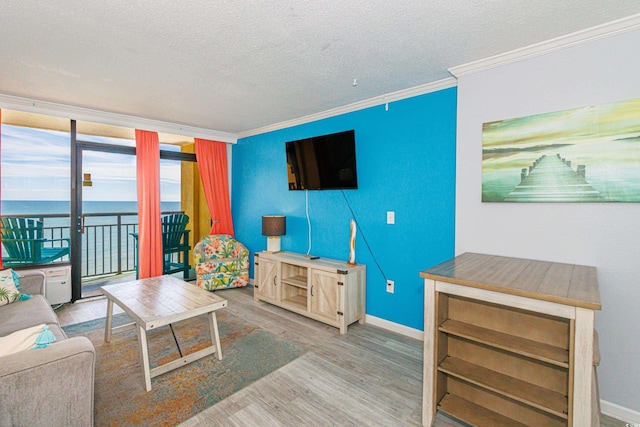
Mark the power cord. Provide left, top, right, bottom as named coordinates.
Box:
left=305, top=189, right=312, bottom=256
left=341, top=190, right=387, bottom=282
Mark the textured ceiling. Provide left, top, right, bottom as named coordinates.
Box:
left=1, top=1, right=640, bottom=135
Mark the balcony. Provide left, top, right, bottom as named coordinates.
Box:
left=1, top=211, right=187, bottom=296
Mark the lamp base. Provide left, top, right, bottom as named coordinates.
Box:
left=265, top=236, right=282, bottom=253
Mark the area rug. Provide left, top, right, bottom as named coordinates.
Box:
left=63, top=310, right=306, bottom=427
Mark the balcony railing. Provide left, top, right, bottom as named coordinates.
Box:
left=1, top=211, right=183, bottom=279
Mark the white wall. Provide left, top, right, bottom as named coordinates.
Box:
left=455, top=29, right=640, bottom=418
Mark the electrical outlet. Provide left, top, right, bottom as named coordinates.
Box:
left=386, top=279, right=394, bottom=294
left=386, top=211, right=395, bottom=224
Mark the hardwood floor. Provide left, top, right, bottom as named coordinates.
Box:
left=58, top=286, right=627, bottom=427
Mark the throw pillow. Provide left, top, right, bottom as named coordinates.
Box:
left=0, top=268, right=22, bottom=306
left=0, top=324, right=56, bottom=357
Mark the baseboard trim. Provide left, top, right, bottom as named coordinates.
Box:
left=601, top=399, right=640, bottom=424
left=364, top=314, right=424, bottom=341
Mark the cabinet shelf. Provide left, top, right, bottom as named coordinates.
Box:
left=439, top=319, right=569, bottom=368
left=281, top=275, right=307, bottom=289
left=438, top=394, right=529, bottom=427
left=281, top=294, right=307, bottom=309
left=422, top=253, right=601, bottom=427
left=438, top=357, right=568, bottom=419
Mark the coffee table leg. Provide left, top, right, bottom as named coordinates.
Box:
left=208, top=311, right=222, bottom=360
left=104, top=299, right=114, bottom=343
left=137, top=325, right=152, bottom=391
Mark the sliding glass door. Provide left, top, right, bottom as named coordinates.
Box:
left=71, top=128, right=138, bottom=300
left=78, top=148, right=138, bottom=297
left=70, top=121, right=197, bottom=301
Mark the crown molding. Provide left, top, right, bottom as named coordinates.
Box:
left=449, top=13, right=640, bottom=78
left=238, top=77, right=457, bottom=139
left=0, top=94, right=237, bottom=143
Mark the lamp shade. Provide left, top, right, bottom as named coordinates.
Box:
left=262, top=216, right=286, bottom=236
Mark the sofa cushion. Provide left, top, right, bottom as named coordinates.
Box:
left=17, top=271, right=45, bottom=296
left=0, top=295, right=60, bottom=337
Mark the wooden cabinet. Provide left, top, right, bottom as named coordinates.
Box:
left=254, top=256, right=278, bottom=302
left=254, top=251, right=366, bottom=334
left=310, top=269, right=341, bottom=323
left=420, top=253, right=601, bottom=427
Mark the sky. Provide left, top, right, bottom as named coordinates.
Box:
left=1, top=124, right=181, bottom=201
left=482, top=97, right=640, bottom=150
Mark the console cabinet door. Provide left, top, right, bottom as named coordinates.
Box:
left=309, top=269, right=341, bottom=323
left=255, top=257, right=278, bottom=302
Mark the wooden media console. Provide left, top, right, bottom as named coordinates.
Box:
left=254, top=251, right=366, bottom=334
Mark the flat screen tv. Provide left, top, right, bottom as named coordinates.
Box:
left=286, top=130, right=358, bottom=190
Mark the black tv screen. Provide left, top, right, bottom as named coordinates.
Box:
left=286, top=130, right=358, bottom=190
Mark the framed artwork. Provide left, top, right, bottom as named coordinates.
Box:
left=482, top=97, right=640, bottom=202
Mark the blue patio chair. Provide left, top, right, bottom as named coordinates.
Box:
left=1, top=217, right=70, bottom=266
left=131, top=213, right=191, bottom=279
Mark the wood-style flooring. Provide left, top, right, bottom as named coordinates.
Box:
left=57, top=286, right=627, bottom=427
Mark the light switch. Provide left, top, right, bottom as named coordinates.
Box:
left=387, top=211, right=395, bottom=224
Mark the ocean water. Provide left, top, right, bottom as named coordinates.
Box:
left=1, top=200, right=181, bottom=216
left=1, top=200, right=181, bottom=226
left=1, top=200, right=182, bottom=277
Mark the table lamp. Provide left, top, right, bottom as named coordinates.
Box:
left=262, top=215, right=286, bottom=253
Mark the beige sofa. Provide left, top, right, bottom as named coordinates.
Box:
left=0, top=270, right=95, bottom=427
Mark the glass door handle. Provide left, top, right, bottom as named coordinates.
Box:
left=77, top=215, right=85, bottom=234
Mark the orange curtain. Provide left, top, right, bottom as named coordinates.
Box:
left=194, top=139, right=234, bottom=235
left=135, top=129, right=162, bottom=278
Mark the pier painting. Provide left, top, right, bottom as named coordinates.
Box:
left=482, top=97, right=640, bottom=202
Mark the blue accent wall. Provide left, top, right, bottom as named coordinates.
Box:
left=232, top=87, right=457, bottom=330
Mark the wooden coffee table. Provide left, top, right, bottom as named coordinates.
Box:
left=101, top=275, right=227, bottom=391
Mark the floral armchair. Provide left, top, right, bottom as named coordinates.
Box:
left=193, top=234, right=249, bottom=291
